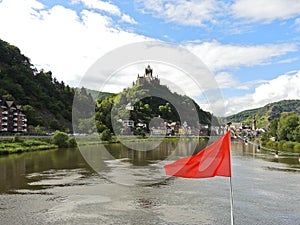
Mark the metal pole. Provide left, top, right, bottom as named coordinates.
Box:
left=230, top=177, right=234, bottom=225
left=229, top=130, right=234, bottom=225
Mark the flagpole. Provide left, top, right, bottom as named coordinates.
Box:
left=229, top=130, right=234, bottom=225
left=230, top=177, right=234, bottom=225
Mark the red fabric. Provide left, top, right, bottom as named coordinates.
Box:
left=164, top=131, right=231, bottom=178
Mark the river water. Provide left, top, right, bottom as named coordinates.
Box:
left=0, top=139, right=300, bottom=225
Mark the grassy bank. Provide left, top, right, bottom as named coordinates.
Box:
left=0, top=131, right=78, bottom=155
left=262, top=140, right=300, bottom=153
left=76, top=135, right=209, bottom=145
left=0, top=138, right=57, bottom=155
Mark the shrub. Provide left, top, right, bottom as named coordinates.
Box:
left=50, top=131, right=69, bottom=148
left=67, top=137, right=77, bottom=148
left=12, top=133, right=23, bottom=143
left=294, top=143, right=300, bottom=153
left=278, top=140, right=286, bottom=151
left=264, top=140, right=273, bottom=148
left=22, top=139, right=46, bottom=147
left=100, top=129, right=112, bottom=142
left=282, top=141, right=295, bottom=151
left=271, top=141, right=278, bottom=149
left=134, top=127, right=145, bottom=137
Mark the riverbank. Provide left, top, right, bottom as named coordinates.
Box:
left=0, top=130, right=78, bottom=155
left=76, top=135, right=210, bottom=146
left=262, top=140, right=300, bottom=153
left=0, top=133, right=211, bottom=155
left=235, top=134, right=300, bottom=154
left=0, top=137, right=57, bottom=155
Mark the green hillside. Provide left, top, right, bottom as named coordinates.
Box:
left=227, top=99, right=300, bottom=128
left=0, top=38, right=75, bottom=131
left=0, top=38, right=215, bottom=134
left=79, top=88, right=113, bottom=101
left=94, top=75, right=214, bottom=134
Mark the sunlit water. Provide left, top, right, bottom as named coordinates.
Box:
left=0, top=140, right=300, bottom=225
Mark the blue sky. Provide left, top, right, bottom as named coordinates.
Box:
left=0, top=0, right=300, bottom=116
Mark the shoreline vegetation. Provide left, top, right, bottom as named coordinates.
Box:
left=77, top=134, right=210, bottom=145
left=0, top=131, right=77, bottom=155
left=0, top=137, right=57, bottom=155
left=2, top=130, right=299, bottom=156
left=236, top=134, right=300, bottom=154
left=0, top=131, right=210, bottom=155
left=262, top=140, right=300, bottom=154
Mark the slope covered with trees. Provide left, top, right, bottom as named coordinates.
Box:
left=0, top=39, right=77, bottom=131
left=95, top=77, right=214, bottom=135
left=227, top=100, right=300, bottom=128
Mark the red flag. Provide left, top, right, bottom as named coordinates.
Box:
left=164, top=131, right=231, bottom=178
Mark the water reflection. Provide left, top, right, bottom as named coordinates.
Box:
left=1, top=140, right=300, bottom=224
left=0, top=149, right=93, bottom=193
left=79, top=139, right=209, bottom=186
left=0, top=140, right=299, bottom=193
left=232, top=140, right=300, bottom=167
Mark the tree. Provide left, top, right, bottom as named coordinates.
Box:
left=100, top=128, right=112, bottom=141
left=35, top=125, right=41, bottom=134
left=50, top=131, right=69, bottom=148
left=269, top=118, right=279, bottom=138
left=276, top=113, right=300, bottom=142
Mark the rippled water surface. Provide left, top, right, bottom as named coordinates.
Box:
left=0, top=140, right=300, bottom=224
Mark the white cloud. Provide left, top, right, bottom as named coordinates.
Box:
left=184, top=40, right=297, bottom=71
left=75, top=0, right=137, bottom=24
left=232, top=0, right=300, bottom=22
left=135, top=0, right=223, bottom=26
left=215, top=72, right=239, bottom=89
left=121, top=13, right=137, bottom=24
left=0, top=0, right=146, bottom=85
left=210, top=70, right=300, bottom=116
left=75, top=0, right=122, bottom=16
left=135, top=0, right=300, bottom=30
left=215, top=71, right=267, bottom=90
left=252, top=70, right=300, bottom=105
left=221, top=94, right=253, bottom=116
left=295, top=17, right=300, bottom=30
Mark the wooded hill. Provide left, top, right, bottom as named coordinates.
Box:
left=226, top=99, right=300, bottom=128
left=0, top=39, right=77, bottom=132
left=93, top=76, right=214, bottom=134
left=0, top=38, right=215, bottom=134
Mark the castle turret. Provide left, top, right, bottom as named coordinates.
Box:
left=145, top=65, right=153, bottom=78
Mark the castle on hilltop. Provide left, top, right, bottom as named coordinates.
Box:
left=136, top=65, right=160, bottom=85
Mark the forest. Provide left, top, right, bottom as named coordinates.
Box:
left=0, top=39, right=85, bottom=132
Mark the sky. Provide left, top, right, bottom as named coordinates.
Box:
left=0, top=0, right=300, bottom=116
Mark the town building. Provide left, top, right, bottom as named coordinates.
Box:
left=0, top=98, right=27, bottom=133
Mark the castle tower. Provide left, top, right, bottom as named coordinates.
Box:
left=145, top=65, right=153, bottom=81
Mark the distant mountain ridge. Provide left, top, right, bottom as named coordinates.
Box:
left=226, top=99, right=300, bottom=128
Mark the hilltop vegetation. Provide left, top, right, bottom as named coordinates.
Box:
left=94, top=78, right=214, bottom=135
left=227, top=100, right=300, bottom=128
left=0, top=39, right=78, bottom=131
left=227, top=99, right=300, bottom=152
